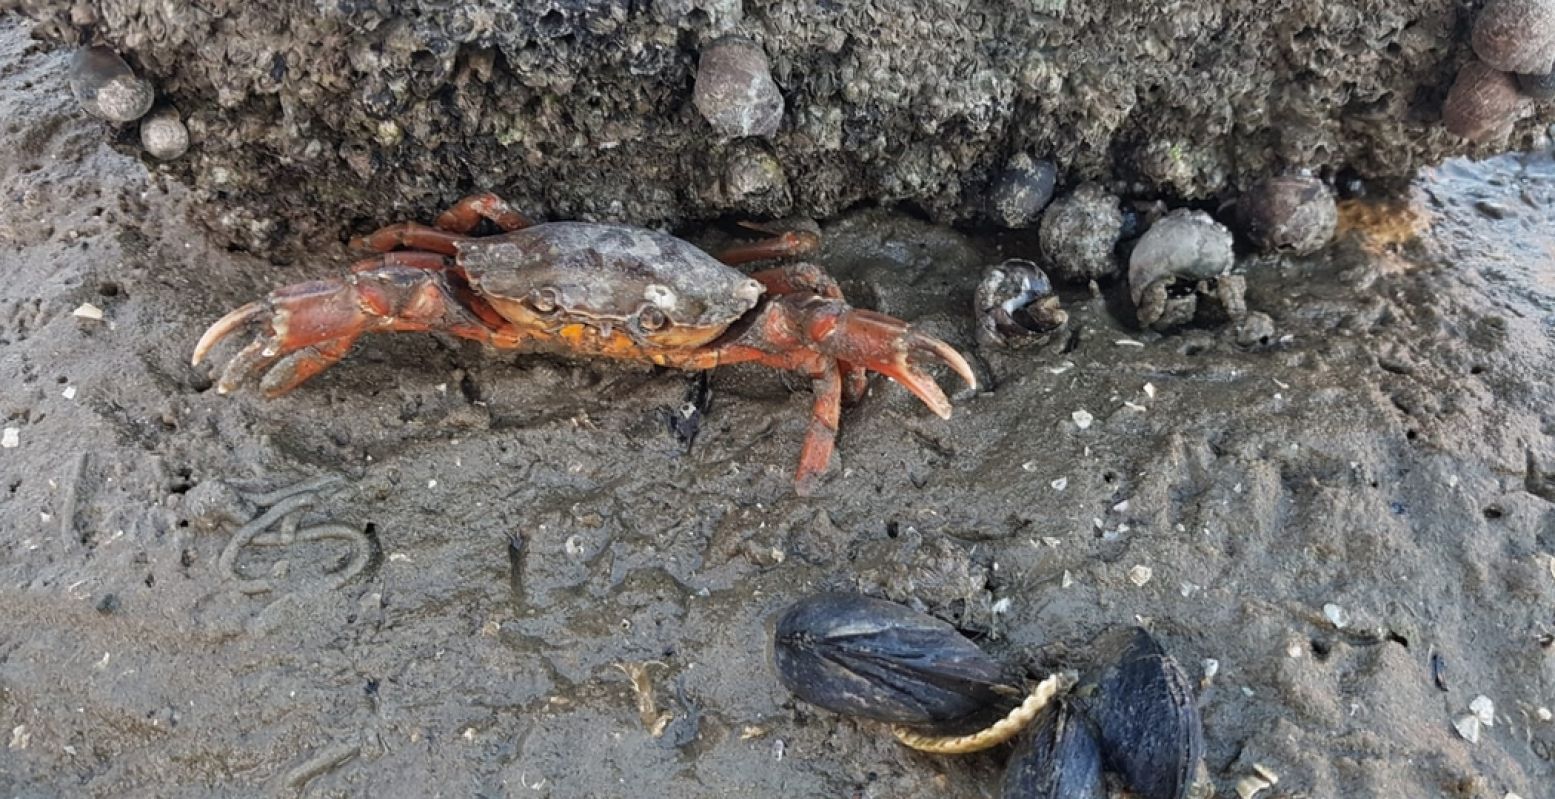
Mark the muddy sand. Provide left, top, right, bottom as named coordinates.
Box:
left=3, top=22, right=1555, bottom=799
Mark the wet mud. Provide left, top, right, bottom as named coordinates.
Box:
left=2, top=21, right=1555, bottom=799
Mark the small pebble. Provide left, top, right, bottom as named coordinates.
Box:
left=1128, top=565, right=1153, bottom=586
left=693, top=36, right=783, bottom=139
left=140, top=109, right=190, bottom=160
left=1072, top=409, right=1094, bottom=430
left=69, top=46, right=154, bottom=122
left=1, top=428, right=18, bottom=449
left=1323, top=603, right=1351, bottom=629
left=1537, top=707, right=1552, bottom=721
left=1470, top=695, right=1495, bottom=726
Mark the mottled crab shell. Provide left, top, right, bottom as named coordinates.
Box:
left=456, top=222, right=765, bottom=348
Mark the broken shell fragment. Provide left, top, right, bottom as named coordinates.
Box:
left=1443, top=61, right=1527, bottom=143
left=693, top=36, right=784, bottom=139
left=1237, top=176, right=1338, bottom=255
left=69, top=46, right=155, bottom=123
left=771, top=593, right=1024, bottom=733
left=1000, top=701, right=1106, bottom=799
left=1078, top=627, right=1205, bottom=799
left=974, top=259, right=1068, bottom=348
left=1473, top=0, right=1555, bottom=75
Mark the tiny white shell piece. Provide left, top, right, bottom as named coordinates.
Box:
left=72, top=303, right=105, bottom=320
left=1072, top=409, right=1094, bottom=429
left=1470, top=695, right=1495, bottom=727
left=1323, top=603, right=1351, bottom=629
left=1128, top=565, right=1153, bottom=586
left=1453, top=714, right=1481, bottom=744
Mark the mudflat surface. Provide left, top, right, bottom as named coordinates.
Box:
left=3, top=21, right=1555, bottom=799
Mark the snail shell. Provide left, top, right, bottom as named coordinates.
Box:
left=1473, top=0, right=1555, bottom=75
left=1442, top=60, right=1527, bottom=143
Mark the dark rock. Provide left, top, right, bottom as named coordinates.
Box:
left=1040, top=183, right=1124, bottom=283
left=989, top=153, right=1057, bottom=228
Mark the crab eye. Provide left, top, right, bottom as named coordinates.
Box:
left=527, top=288, right=558, bottom=313
left=637, top=305, right=667, bottom=331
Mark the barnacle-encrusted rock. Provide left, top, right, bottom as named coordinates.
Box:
left=13, top=1, right=1555, bottom=252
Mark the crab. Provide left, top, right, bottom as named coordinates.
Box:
left=192, top=193, right=976, bottom=493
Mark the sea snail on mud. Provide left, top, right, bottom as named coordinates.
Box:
left=192, top=194, right=976, bottom=494
left=770, top=593, right=1208, bottom=798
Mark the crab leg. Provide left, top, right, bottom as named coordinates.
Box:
left=193, top=256, right=522, bottom=395
left=350, top=222, right=469, bottom=255
left=795, top=300, right=976, bottom=419
left=715, top=228, right=820, bottom=266
left=433, top=192, right=533, bottom=233
left=795, top=359, right=843, bottom=494
left=747, top=263, right=869, bottom=404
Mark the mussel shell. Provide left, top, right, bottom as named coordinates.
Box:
left=1079, top=627, right=1204, bottom=799
left=1000, top=701, right=1106, bottom=799
left=772, top=593, right=1023, bottom=730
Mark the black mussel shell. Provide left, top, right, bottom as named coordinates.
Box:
left=1078, top=627, right=1204, bottom=799
left=772, top=593, right=1024, bottom=730
left=1000, top=700, right=1106, bottom=799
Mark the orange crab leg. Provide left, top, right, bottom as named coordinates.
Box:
left=796, top=359, right=843, bottom=495
left=193, top=258, right=525, bottom=395
left=434, top=192, right=534, bottom=233
left=350, top=222, right=470, bottom=255
left=715, top=228, right=820, bottom=266
left=746, top=263, right=868, bottom=404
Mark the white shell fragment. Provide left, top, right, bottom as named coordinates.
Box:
left=1050, top=477, right=1068, bottom=491
left=1, top=428, right=17, bottom=449
left=1323, top=603, right=1351, bottom=629
left=72, top=303, right=105, bottom=320
left=1453, top=714, right=1481, bottom=744
left=1470, top=695, right=1495, bottom=727
left=1236, top=763, right=1280, bottom=799
left=62, top=386, right=77, bottom=399
left=1128, top=565, right=1153, bottom=586
left=1072, top=409, right=1094, bottom=430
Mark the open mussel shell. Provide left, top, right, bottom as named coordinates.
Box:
left=1076, top=627, right=1205, bottom=799
left=1000, top=700, right=1105, bottom=799
left=772, top=592, right=1025, bottom=732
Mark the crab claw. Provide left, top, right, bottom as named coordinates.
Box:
left=191, top=278, right=374, bottom=396
left=807, top=304, right=977, bottom=419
